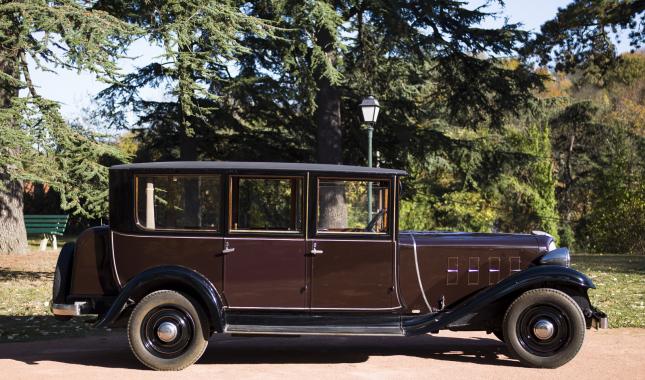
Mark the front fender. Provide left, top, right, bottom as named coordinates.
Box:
left=94, top=266, right=225, bottom=333
left=403, top=265, right=595, bottom=335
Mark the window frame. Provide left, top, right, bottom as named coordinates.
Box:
left=133, top=173, right=225, bottom=233
left=311, top=175, right=394, bottom=240
left=227, top=174, right=306, bottom=236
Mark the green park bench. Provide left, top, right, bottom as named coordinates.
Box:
left=24, top=214, right=69, bottom=251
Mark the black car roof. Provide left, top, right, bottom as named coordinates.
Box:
left=110, top=161, right=407, bottom=176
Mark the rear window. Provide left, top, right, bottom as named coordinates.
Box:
left=136, top=175, right=222, bottom=231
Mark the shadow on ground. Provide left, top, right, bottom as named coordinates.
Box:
left=0, top=315, right=104, bottom=342
left=0, top=332, right=521, bottom=370
left=0, top=268, right=52, bottom=281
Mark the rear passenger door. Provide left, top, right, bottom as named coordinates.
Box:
left=223, top=175, right=307, bottom=309
left=114, top=174, right=225, bottom=291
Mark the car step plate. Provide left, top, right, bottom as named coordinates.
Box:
left=224, top=324, right=404, bottom=336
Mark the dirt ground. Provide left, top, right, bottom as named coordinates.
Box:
left=0, top=328, right=643, bottom=380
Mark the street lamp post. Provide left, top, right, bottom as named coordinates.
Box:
left=359, top=96, right=380, bottom=224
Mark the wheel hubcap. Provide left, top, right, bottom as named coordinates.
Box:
left=141, top=306, right=195, bottom=358
left=516, top=304, right=571, bottom=357
left=156, top=321, right=179, bottom=343
left=532, top=319, right=555, bottom=340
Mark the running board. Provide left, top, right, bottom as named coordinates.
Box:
left=224, top=324, right=403, bottom=336
left=223, top=311, right=404, bottom=336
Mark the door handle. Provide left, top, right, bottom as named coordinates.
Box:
left=222, top=241, right=235, bottom=254
left=310, top=242, right=323, bottom=256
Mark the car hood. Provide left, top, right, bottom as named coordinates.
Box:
left=399, top=230, right=553, bottom=253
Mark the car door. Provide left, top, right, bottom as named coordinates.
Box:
left=223, top=175, right=307, bottom=308
left=113, top=174, right=226, bottom=291
left=308, top=176, right=397, bottom=310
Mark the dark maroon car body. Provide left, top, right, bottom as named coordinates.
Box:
left=51, top=161, right=606, bottom=369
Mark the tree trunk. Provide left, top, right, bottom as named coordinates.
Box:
left=176, top=42, right=201, bottom=227
left=314, top=27, right=347, bottom=228
left=0, top=172, right=27, bottom=255
left=315, top=31, right=342, bottom=164
left=0, top=52, right=28, bottom=254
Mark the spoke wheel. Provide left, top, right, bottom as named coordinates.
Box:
left=128, top=290, right=209, bottom=371
left=503, top=288, right=585, bottom=368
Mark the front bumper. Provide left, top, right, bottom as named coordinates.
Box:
left=589, top=306, right=609, bottom=329
left=51, top=301, right=90, bottom=317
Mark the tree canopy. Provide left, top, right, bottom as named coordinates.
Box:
left=0, top=0, right=136, bottom=253
left=525, top=0, right=645, bottom=83
left=1, top=0, right=643, bottom=255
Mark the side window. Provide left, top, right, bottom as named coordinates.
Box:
left=229, top=176, right=303, bottom=233
left=136, top=175, right=222, bottom=231
left=317, top=178, right=390, bottom=234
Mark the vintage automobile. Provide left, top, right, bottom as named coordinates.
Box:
left=51, top=161, right=607, bottom=370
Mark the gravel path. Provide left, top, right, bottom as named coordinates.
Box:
left=0, top=328, right=643, bottom=380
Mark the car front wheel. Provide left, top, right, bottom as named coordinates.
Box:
left=128, top=290, right=209, bottom=371
left=503, top=288, right=585, bottom=368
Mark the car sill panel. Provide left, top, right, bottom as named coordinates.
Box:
left=224, top=324, right=403, bottom=336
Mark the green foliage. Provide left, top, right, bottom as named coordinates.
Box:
left=399, top=115, right=560, bottom=238
left=0, top=1, right=136, bottom=220
left=498, top=120, right=559, bottom=239
left=435, top=191, right=497, bottom=233
left=94, top=0, right=283, bottom=161
left=55, top=123, right=129, bottom=219
left=582, top=127, right=644, bottom=254
left=4, top=0, right=638, bottom=255
left=0, top=96, right=128, bottom=218
left=525, top=0, right=644, bottom=80
left=536, top=51, right=645, bottom=254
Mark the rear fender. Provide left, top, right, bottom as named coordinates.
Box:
left=402, top=265, right=595, bottom=335
left=94, top=266, right=225, bottom=334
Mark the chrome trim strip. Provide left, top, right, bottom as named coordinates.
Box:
left=225, top=306, right=403, bottom=311
left=304, top=238, right=392, bottom=243
left=410, top=232, right=432, bottom=312
left=393, top=241, right=402, bottom=308
left=228, top=230, right=302, bottom=235
left=305, top=172, right=310, bottom=240
left=112, top=231, right=223, bottom=239
left=392, top=180, right=402, bottom=308
left=316, top=231, right=388, bottom=236
left=224, top=325, right=403, bottom=336
left=112, top=231, right=300, bottom=241
left=110, top=230, right=122, bottom=287
left=221, top=236, right=304, bottom=241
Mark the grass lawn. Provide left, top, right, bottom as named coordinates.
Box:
left=0, top=245, right=643, bottom=342
left=571, top=254, right=645, bottom=328
left=0, top=238, right=103, bottom=343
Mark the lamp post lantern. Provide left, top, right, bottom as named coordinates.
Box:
left=359, top=96, right=380, bottom=223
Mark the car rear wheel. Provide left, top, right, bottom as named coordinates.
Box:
left=52, top=242, right=75, bottom=321
left=503, top=288, right=585, bottom=368
left=128, top=290, right=209, bottom=371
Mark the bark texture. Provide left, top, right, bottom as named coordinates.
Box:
left=0, top=37, right=28, bottom=254
left=314, top=28, right=342, bottom=165
left=314, top=27, right=347, bottom=228
left=0, top=172, right=28, bottom=255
